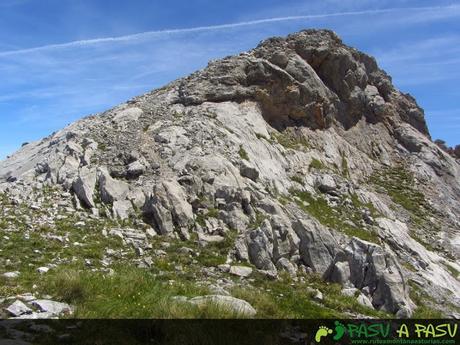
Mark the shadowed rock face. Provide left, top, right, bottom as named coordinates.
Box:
left=0, top=29, right=459, bottom=319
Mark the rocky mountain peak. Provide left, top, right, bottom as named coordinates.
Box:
left=0, top=30, right=459, bottom=320
left=174, top=29, right=429, bottom=135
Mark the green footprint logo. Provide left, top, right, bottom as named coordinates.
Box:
left=333, top=321, right=346, bottom=341
left=314, top=326, right=333, bottom=343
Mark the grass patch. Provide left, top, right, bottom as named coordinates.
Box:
left=349, top=193, right=379, bottom=217
left=369, top=166, right=434, bottom=226
left=97, top=142, right=108, bottom=151
left=444, top=263, right=460, bottom=279
left=409, top=231, right=436, bottom=252
left=409, top=282, right=445, bottom=318
left=401, top=262, right=417, bottom=273
left=369, top=166, right=441, bottom=251
left=233, top=272, right=389, bottom=318
left=289, top=175, right=304, bottom=185
left=238, top=146, right=249, bottom=161
left=248, top=211, right=268, bottom=230
left=37, top=265, right=387, bottom=319
left=150, top=229, right=238, bottom=269
left=271, top=130, right=309, bottom=151
left=40, top=265, right=246, bottom=318
left=289, top=189, right=379, bottom=243
left=195, top=230, right=238, bottom=267
left=341, top=154, right=350, bottom=178
left=195, top=208, right=219, bottom=227
left=309, top=158, right=326, bottom=171
left=47, top=269, right=88, bottom=303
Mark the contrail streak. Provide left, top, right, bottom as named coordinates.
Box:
left=0, top=5, right=458, bottom=57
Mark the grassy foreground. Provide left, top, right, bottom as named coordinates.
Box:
left=1, top=262, right=390, bottom=319
left=0, top=189, right=446, bottom=320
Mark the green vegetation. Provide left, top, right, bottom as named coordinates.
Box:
left=409, top=231, right=436, bottom=252
left=255, top=132, right=268, bottom=141
left=444, top=263, right=460, bottom=279
left=195, top=207, right=220, bottom=227
left=369, top=166, right=440, bottom=250
left=172, top=110, right=183, bottom=119
left=309, top=158, right=326, bottom=171
left=2, top=262, right=387, bottom=319
left=41, top=266, right=244, bottom=318
left=349, top=192, right=379, bottom=216
left=233, top=272, right=389, bottom=319
left=0, top=217, right=128, bottom=276
left=289, top=189, right=380, bottom=243
left=0, top=180, right=395, bottom=322
left=248, top=211, right=268, bottom=230
left=401, top=261, right=417, bottom=273
left=369, top=167, right=434, bottom=225
left=271, top=130, right=309, bottom=151
left=289, top=174, right=304, bottom=185
left=238, top=145, right=249, bottom=161
left=0, top=190, right=385, bottom=320
left=97, top=142, right=108, bottom=151
left=341, top=154, right=350, bottom=178
left=409, top=282, right=445, bottom=318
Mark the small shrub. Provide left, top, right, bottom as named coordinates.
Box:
left=98, top=142, right=107, bottom=151
left=289, top=175, right=304, bottom=185
left=309, top=158, right=326, bottom=171
left=238, top=146, right=249, bottom=161
left=255, top=132, right=268, bottom=140
left=249, top=211, right=267, bottom=230
left=341, top=154, right=350, bottom=177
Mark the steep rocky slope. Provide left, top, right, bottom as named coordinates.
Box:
left=1, top=29, right=459, bottom=319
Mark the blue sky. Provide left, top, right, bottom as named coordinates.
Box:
left=0, top=0, right=459, bottom=159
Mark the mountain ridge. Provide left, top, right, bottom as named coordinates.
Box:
left=0, top=29, right=459, bottom=319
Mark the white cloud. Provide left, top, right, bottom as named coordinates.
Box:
left=0, top=4, right=458, bottom=58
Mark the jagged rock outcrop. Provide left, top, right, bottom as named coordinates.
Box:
left=1, top=29, right=459, bottom=318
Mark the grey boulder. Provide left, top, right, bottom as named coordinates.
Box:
left=31, top=300, right=73, bottom=316
left=6, top=300, right=32, bottom=317
left=189, top=295, right=256, bottom=316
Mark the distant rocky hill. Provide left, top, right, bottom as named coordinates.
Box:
left=1, top=29, right=459, bottom=320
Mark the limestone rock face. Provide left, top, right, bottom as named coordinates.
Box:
left=292, top=219, right=338, bottom=276
left=329, top=238, right=413, bottom=315
left=72, top=167, right=97, bottom=208
left=142, top=180, right=194, bottom=236
left=98, top=167, right=130, bottom=204
left=1, top=29, right=459, bottom=318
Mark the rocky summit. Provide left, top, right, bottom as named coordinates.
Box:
left=1, top=29, right=459, bottom=320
